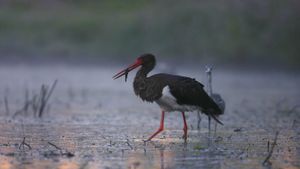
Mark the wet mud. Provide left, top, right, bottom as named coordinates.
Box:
left=0, top=65, right=299, bottom=169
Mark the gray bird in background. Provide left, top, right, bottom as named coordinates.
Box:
left=197, top=66, right=225, bottom=133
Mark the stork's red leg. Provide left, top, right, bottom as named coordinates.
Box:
left=147, top=111, right=165, bottom=141
left=181, top=112, right=188, bottom=141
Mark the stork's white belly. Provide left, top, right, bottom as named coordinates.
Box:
left=155, top=86, right=200, bottom=112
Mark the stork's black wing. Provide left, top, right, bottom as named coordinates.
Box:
left=169, top=77, right=221, bottom=111
left=163, top=75, right=223, bottom=124
left=147, top=73, right=223, bottom=124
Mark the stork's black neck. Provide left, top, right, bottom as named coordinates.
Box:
left=135, top=66, right=151, bottom=80
left=133, top=54, right=156, bottom=98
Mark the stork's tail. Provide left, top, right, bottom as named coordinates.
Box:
left=203, top=92, right=224, bottom=125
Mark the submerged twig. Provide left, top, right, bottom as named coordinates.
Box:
left=48, top=141, right=62, bottom=150
left=48, top=141, right=74, bottom=157
left=262, top=131, right=279, bottom=166
left=126, top=139, right=133, bottom=150
left=19, top=137, right=32, bottom=150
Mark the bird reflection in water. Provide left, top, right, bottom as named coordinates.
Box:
left=127, top=148, right=174, bottom=169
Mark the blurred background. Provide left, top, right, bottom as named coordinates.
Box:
left=0, top=0, right=299, bottom=69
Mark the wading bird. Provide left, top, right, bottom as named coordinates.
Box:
left=113, top=54, right=223, bottom=142
left=205, top=66, right=225, bottom=133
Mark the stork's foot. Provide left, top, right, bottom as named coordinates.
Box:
left=182, top=126, right=188, bottom=142
left=182, top=128, right=188, bottom=141
left=145, top=111, right=165, bottom=142
left=146, top=127, right=164, bottom=142
left=182, top=134, right=187, bottom=142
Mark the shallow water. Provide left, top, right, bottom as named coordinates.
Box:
left=0, top=65, right=299, bottom=169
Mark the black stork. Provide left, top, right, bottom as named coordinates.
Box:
left=113, top=54, right=223, bottom=142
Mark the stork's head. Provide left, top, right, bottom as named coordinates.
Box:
left=113, top=53, right=156, bottom=82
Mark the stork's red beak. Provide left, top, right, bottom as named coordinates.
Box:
left=113, top=59, right=142, bottom=81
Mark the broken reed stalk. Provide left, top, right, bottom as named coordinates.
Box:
left=262, top=131, right=279, bottom=165
left=12, top=80, right=58, bottom=118
left=38, top=85, right=47, bottom=117
left=32, top=95, right=39, bottom=117
left=4, top=96, right=9, bottom=115
left=38, top=80, right=58, bottom=117
left=23, top=88, right=29, bottom=115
